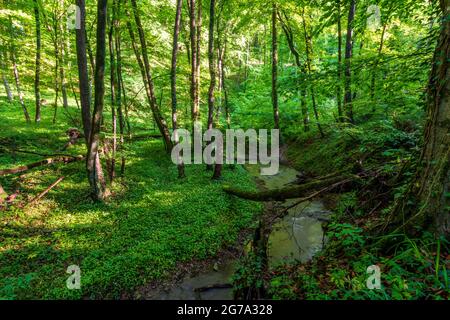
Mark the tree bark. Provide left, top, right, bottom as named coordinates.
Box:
left=129, top=0, right=173, bottom=152
left=301, top=8, right=324, bottom=138
left=336, top=0, right=343, bottom=122
left=0, top=47, right=13, bottom=102
left=87, top=0, right=108, bottom=202
left=33, top=0, right=42, bottom=123
left=408, top=0, right=450, bottom=236
left=75, top=0, right=92, bottom=145
left=343, top=0, right=356, bottom=123
left=271, top=3, right=280, bottom=130
left=108, top=0, right=119, bottom=183
left=278, top=11, right=309, bottom=132
left=10, top=36, right=30, bottom=123
left=171, top=0, right=186, bottom=179
left=370, top=23, right=387, bottom=112
left=189, top=0, right=200, bottom=125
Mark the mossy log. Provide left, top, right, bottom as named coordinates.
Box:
left=223, top=175, right=357, bottom=201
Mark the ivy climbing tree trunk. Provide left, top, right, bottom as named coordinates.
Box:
left=406, top=0, right=450, bottom=236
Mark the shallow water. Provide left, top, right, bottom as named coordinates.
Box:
left=147, top=165, right=329, bottom=299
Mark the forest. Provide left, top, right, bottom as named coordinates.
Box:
left=0, top=0, right=448, bottom=301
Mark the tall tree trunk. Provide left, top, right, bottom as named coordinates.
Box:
left=115, top=0, right=126, bottom=175
left=9, top=36, right=30, bottom=122
left=189, top=0, right=200, bottom=125
left=207, top=0, right=221, bottom=179
left=196, top=0, right=202, bottom=112
left=370, top=23, right=387, bottom=113
left=271, top=3, right=280, bottom=130
left=278, top=11, right=309, bottom=132
left=171, top=0, right=185, bottom=179
left=406, top=0, right=449, bottom=236
left=75, top=0, right=92, bottom=145
left=108, top=0, right=119, bottom=183
left=33, top=0, right=42, bottom=123
left=52, top=13, right=59, bottom=123
left=301, top=8, right=324, bottom=137
left=58, top=0, right=68, bottom=110
left=129, top=0, right=173, bottom=152
left=343, top=0, right=356, bottom=123
left=87, top=0, right=108, bottom=202
left=0, top=47, right=13, bottom=102
left=336, top=0, right=343, bottom=122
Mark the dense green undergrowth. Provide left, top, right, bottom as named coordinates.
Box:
left=263, top=119, right=449, bottom=300
left=0, top=101, right=262, bottom=299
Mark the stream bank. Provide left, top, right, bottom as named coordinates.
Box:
left=140, top=164, right=331, bottom=300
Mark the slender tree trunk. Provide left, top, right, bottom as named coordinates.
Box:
left=108, top=0, right=119, bottom=183
left=171, top=0, right=185, bottom=179
left=220, top=38, right=231, bottom=129
left=1, top=48, right=13, bottom=102
left=129, top=0, right=173, bottom=152
left=33, top=0, right=42, bottom=122
left=196, top=0, right=202, bottom=111
left=278, top=11, right=309, bottom=132
left=207, top=0, right=221, bottom=179
left=115, top=0, right=126, bottom=175
left=75, top=0, right=92, bottom=145
left=10, top=39, right=30, bottom=122
left=189, top=0, right=200, bottom=125
left=87, top=0, right=108, bottom=202
left=343, top=0, right=356, bottom=123
left=52, top=14, right=59, bottom=123
left=336, top=0, right=343, bottom=122
left=58, top=0, right=68, bottom=110
left=370, top=23, right=387, bottom=113
left=301, top=8, right=324, bottom=137
left=271, top=3, right=280, bottom=130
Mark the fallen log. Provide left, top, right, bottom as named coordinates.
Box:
left=0, top=155, right=85, bottom=176
left=223, top=174, right=359, bottom=201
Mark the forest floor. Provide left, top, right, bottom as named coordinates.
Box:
left=0, top=99, right=262, bottom=299
left=1, top=98, right=448, bottom=300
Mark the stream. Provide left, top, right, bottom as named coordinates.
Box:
left=146, top=165, right=331, bottom=300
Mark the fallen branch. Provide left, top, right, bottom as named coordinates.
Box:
left=0, top=155, right=85, bottom=176
left=223, top=174, right=360, bottom=202
left=194, top=283, right=233, bottom=292
left=28, top=176, right=65, bottom=206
